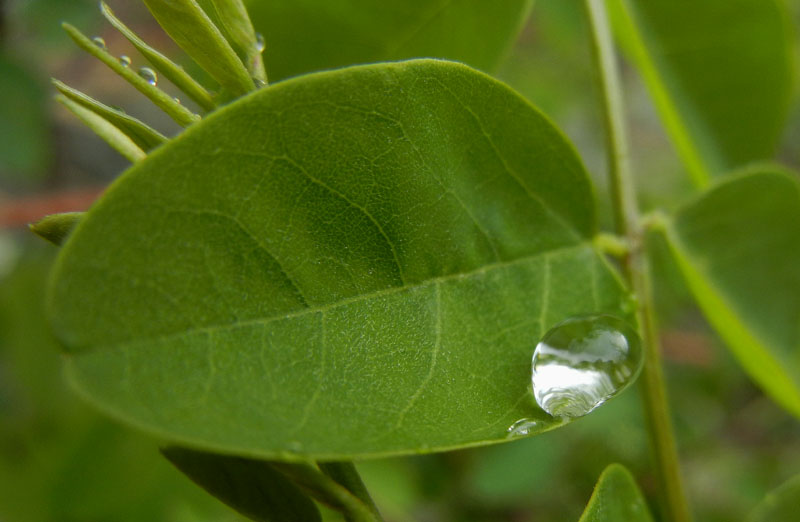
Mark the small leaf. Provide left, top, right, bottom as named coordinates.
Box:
left=245, top=0, right=534, bottom=82
left=142, top=0, right=255, bottom=97
left=579, top=464, right=653, bottom=522
left=99, top=1, right=216, bottom=112
left=609, top=0, right=793, bottom=186
left=747, top=473, right=800, bottom=522
left=30, top=213, right=85, bottom=247
left=55, top=95, right=146, bottom=163
left=49, top=60, right=631, bottom=459
left=196, top=0, right=267, bottom=83
left=162, top=446, right=322, bottom=522
left=661, top=169, right=800, bottom=417
left=53, top=80, right=167, bottom=151
left=61, top=22, right=199, bottom=127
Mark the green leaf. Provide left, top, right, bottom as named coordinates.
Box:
left=48, top=59, right=631, bottom=459
left=747, top=474, right=800, bottom=522
left=162, top=447, right=322, bottom=522
left=99, top=1, right=216, bottom=112
left=55, top=95, right=147, bottom=163
left=62, top=22, right=200, bottom=127
left=30, top=212, right=85, bottom=247
left=609, top=0, right=794, bottom=186
left=53, top=80, right=167, bottom=151
left=578, top=464, right=653, bottom=522
left=142, top=0, right=256, bottom=97
left=661, top=169, right=800, bottom=417
left=195, top=0, right=267, bottom=84
left=245, top=0, right=534, bottom=81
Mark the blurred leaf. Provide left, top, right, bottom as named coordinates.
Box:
left=610, top=0, right=794, bottom=186
left=163, top=447, right=322, bottom=521
left=0, top=243, right=240, bottom=522
left=578, top=464, right=653, bottom=522
left=0, top=55, right=51, bottom=186
left=747, top=474, right=800, bottom=522
left=48, top=60, right=632, bottom=460
left=245, top=0, right=534, bottom=81
left=662, top=169, right=800, bottom=417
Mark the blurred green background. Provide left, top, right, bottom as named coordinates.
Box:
left=1, top=1, right=800, bottom=520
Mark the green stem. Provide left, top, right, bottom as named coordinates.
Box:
left=318, top=462, right=383, bottom=520
left=583, top=1, right=691, bottom=521
left=272, top=461, right=382, bottom=522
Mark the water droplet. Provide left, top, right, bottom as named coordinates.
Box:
left=118, top=55, right=131, bottom=67
left=253, top=78, right=267, bottom=89
left=255, top=32, right=265, bottom=53
left=532, top=315, right=642, bottom=418
left=92, top=36, right=106, bottom=50
left=173, top=97, right=181, bottom=104
left=506, top=418, right=539, bottom=438
left=138, top=67, right=157, bottom=86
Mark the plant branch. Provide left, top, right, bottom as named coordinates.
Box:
left=583, top=1, right=691, bottom=521
left=272, top=461, right=383, bottom=522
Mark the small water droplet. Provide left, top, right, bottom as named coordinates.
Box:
left=173, top=97, right=181, bottom=104
left=92, top=36, right=106, bottom=50
left=118, top=55, right=131, bottom=67
left=138, top=67, right=157, bottom=86
left=255, top=32, right=265, bottom=53
left=506, top=418, right=539, bottom=438
left=253, top=78, right=267, bottom=89
left=532, top=315, right=642, bottom=418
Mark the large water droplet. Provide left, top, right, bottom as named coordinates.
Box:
left=118, top=55, right=131, bottom=67
left=138, top=67, right=157, bottom=86
left=532, top=315, right=642, bottom=418
left=255, top=32, right=265, bottom=53
left=92, top=36, right=107, bottom=50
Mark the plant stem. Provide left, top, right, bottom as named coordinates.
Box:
left=583, top=1, right=691, bottom=521
left=272, top=461, right=383, bottom=522
left=318, top=461, right=383, bottom=520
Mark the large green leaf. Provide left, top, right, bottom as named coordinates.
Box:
left=245, top=0, right=534, bottom=81
left=578, top=464, right=653, bottom=522
left=747, top=474, right=800, bottom=522
left=610, top=0, right=794, bottom=186
left=48, top=59, right=631, bottom=460
left=661, top=169, right=800, bottom=417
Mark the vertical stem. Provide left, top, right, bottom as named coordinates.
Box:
left=583, top=1, right=692, bottom=521
left=318, top=461, right=383, bottom=520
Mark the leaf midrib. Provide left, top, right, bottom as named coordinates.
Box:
left=79, top=241, right=594, bottom=352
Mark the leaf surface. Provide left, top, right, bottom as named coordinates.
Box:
left=49, top=59, right=631, bottom=459
left=662, top=169, right=800, bottom=417
left=610, top=0, right=793, bottom=185
left=747, top=473, right=800, bottom=522
left=245, top=0, right=533, bottom=81
left=578, top=464, right=653, bottom=522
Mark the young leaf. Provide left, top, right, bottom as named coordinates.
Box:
left=61, top=22, right=200, bottom=127
left=162, top=446, right=322, bottom=522
left=747, top=473, right=800, bottom=522
left=30, top=212, right=85, bottom=246
left=609, top=0, right=793, bottom=186
left=55, top=95, right=146, bottom=163
left=48, top=60, right=632, bottom=459
left=195, top=0, right=267, bottom=83
left=99, top=2, right=216, bottom=112
left=660, top=169, right=800, bottom=417
left=142, top=0, right=256, bottom=97
left=53, top=80, right=167, bottom=151
left=579, top=464, right=653, bottom=522
left=245, top=0, right=534, bottom=81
